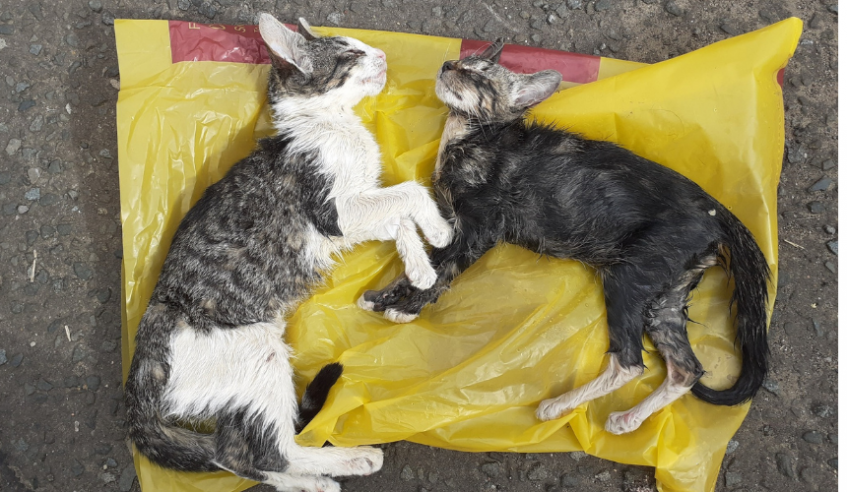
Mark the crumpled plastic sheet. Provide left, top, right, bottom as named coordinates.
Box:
left=115, top=18, right=801, bottom=492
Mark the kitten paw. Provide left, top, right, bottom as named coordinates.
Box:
left=605, top=410, right=643, bottom=435
left=384, top=308, right=419, bottom=324
left=424, top=218, right=453, bottom=249
left=406, top=262, right=437, bottom=290
left=341, top=446, right=384, bottom=476
left=357, top=293, right=376, bottom=311
left=266, top=475, right=340, bottom=492
left=535, top=398, right=573, bottom=421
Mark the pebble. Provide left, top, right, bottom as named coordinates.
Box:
left=100, top=472, right=116, bottom=484
left=775, top=452, right=795, bottom=479
left=72, top=460, right=85, bottom=477
left=726, top=439, right=739, bottom=454
left=40, top=193, right=59, bottom=206
left=47, top=160, right=63, bottom=174
left=15, top=82, right=30, bottom=93
left=41, top=225, right=55, bottom=238
left=480, top=461, right=502, bottom=477
left=821, top=159, right=835, bottom=170
left=29, top=115, right=44, bottom=132
left=594, top=0, right=614, bottom=11
left=824, top=261, right=836, bottom=273
left=197, top=3, right=215, bottom=20
left=725, top=471, right=742, bottom=487
left=569, top=451, right=587, bottom=462
left=13, top=438, right=28, bottom=452
left=102, top=11, right=116, bottom=25
left=664, top=0, right=683, bottom=16
left=18, top=99, right=36, bottom=112
left=57, top=223, right=72, bottom=236
left=0, top=25, right=14, bottom=35
left=827, top=458, right=837, bottom=470
left=567, top=0, right=583, bottom=9
left=25, top=383, right=36, bottom=395
left=86, top=375, right=101, bottom=391
left=106, top=458, right=118, bottom=468
left=178, top=0, right=190, bottom=11
left=0, top=349, right=6, bottom=365
left=0, top=171, right=10, bottom=184
left=24, top=188, right=40, bottom=201
left=5, top=138, right=21, bottom=155
left=26, top=230, right=38, bottom=245
left=824, top=224, right=836, bottom=234
left=809, top=177, right=833, bottom=192
left=89, top=0, right=103, bottom=12
left=826, top=241, right=837, bottom=255
left=400, top=465, right=415, bottom=481
left=807, top=201, right=824, bottom=214
left=762, top=378, right=781, bottom=396
left=101, top=340, right=118, bottom=352
left=17, top=205, right=29, bottom=214
left=27, top=168, right=41, bottom=183
left=802, top=431, right=823, bottom=444
left=10, top=353, right=23, bottom=367
left=812, top=403, right=834, bottom=418
left=828, top=433, right=837, bottom=445
left=595, top=470, right=610, bottom=482
left=72, top=344, right=92, bottom=363
left=37, top=379, right=53, bottom=391
left=73, top=262, right=94, bottom=280
left=531, top=34, right=542, bottom=43
left=828, top=4, right=838, bottom=14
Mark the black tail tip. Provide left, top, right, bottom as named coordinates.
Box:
left=296, top=363, right=344, bottom=433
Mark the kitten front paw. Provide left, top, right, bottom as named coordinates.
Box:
left=605, top=410, right=644, bottom=435
left=535, top=398, right=573, bottom=421
left=406, top=261, right=437, bottom=290
left=424, top=218, right=453, bottom=249
left=384, top=308, right=419, bottom=324
left=342, top=446, right=384, bottom=476
left=357, top=293, right=376, bottom=311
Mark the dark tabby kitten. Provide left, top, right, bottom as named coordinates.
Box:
left=360, top=41, right=771, bottom=435
left=124, top=15, right=451, bottom=492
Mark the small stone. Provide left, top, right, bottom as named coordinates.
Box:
left=0, top=171, right=10, bottom=184
left=776, top=452, right=795, bottom=479
left=0, top=349, right=6, bottom=365
left=828, top=4, right=838, bottom=14
left=824, top=261, right=836, bottom=274
left=101, top=473, right=116, bottom=484
left=821, top=159, right=836, bottom=170
left=546, top=14, right=558, bottom=24
left=102, top=11, right=116, bottom=25
left=106, top=458, right=118, bottom=468
left=86, top=375, right=102, bottom=391
left=47, top=160, right=63, bottom=174
left=24, top=383, right=36, bottom=395
left=827, top=458, right=837, bottom=470
left=664, top=0, right=683, bottom=16
left=726, top=439, right=740, bottom=454
left=89, top=0, right=103, bottom=12
left=29, top=115, right=44, bottom=132
left=594, top=0, right=614, bottom=11
left=72, top=344, right=92, bottom=363
left=531, top=18, right=546, bottom=30
left=197, top=3, right=215, bottom=20
left=812, top=404, right=834, bottom=418
left=569, top=451, right=587, bottom=462
left=13, top=438, right=28, bottom=452
left=96, top=444, right=113, bottom=455
left=178, top=0, right=190, bottom=10
left=57, top=223, right=72, bottom=236
left=809, top=177, right=833, bottom=192
left=40, top=225, right=55, bottom=238
left=567, top=0, right=583, bottom=9
left=480, top=462, right=502, bottom=478
left=787, top=144, right=808, bottom=164
left=72, top=460, right=85, bottom=477
left=100, top=340, right=118, bottom=352
left=528, top=463, right=548, bottom=481
left=17, top=205, right=29, bottom=214
left=803, top=431, right=823, bottom=444
left=725, top=471, right=743, bottom=487
left=812, top=319, right=825, bottom=337
left=400, top=465, right=415, bottom=481
left=824, top=225, right=836, bottom=234
left=531, top=34, right=542, bottom=43
left=826, top=241, right=838, bottom=255
left=0, top=25, right=15, bottom=35
left=40, top=193, right=59, bottom=206
left=26, top=230, right=38, bottom=245
left=24, top=188, right=40, bottom=201
left=37, top=379, right=53, bottom=391
left=828, top=433, right=837, bottom=444
left=595, top=470, right=610, bottom=482
left=15, top=82, right=30, bottom=93
left=807, top=201, right=825, bottom=214
left=5, top=138, right=21, bottom=155
left=30, top=43, right=43, bottom=55
left=73, top=262, right=94, bottom=280
left=720, top=21, right=741, bottom=35
left=27, top=168, right=41, bottom=183
left=65, top=33, right=80, bottom=48
left=762, top=378, right=780, bottom=396
left=10, top=353, right=23, bottom=367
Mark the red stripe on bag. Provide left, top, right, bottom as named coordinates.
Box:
left=460, top=40, right=601, bottom=84
left=169, top=20, right=274, bottom=64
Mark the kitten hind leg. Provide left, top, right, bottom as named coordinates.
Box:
left=536, top=353, right=643, bottom=421
left=606, top=278, right=705, bottom=434
left=264, top=473, right=341, bottom=492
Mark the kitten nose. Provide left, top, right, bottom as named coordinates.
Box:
left=441, top=61, right=457, bottom=72
left=375, top=49, right=386, bottom=59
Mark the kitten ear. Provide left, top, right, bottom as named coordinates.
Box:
left=297, top=17, right=319, bottom=41
left=513, top=70, right=562, bottom=108
left=258, top=13, right=311, bottom=74
left=480, top=38, right=504, bottom=63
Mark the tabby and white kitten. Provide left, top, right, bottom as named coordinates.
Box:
left=361, top=42, right=770, bottom=435
left=125, top=14, right=451, bottom=492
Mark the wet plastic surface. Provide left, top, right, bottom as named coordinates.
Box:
left=116, top=18, right=801, bottom=492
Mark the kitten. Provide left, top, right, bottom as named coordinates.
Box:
left=360, top=41, right=771, bottom=435
left=124, top=14, right=451, bottom=492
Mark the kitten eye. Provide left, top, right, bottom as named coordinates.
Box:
left=344, top=49, right=366, bottom=58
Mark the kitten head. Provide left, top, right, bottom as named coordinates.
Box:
left=258, top=14, right=387, bottom=107
left=435, top=40, right=562, bottom=123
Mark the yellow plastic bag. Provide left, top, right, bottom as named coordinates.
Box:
left=116, top=18, right=801, bottom=492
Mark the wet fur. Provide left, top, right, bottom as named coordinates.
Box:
left=124, top=15, right=454, bottom=491
left=361, top=42, right=771, bottom=434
